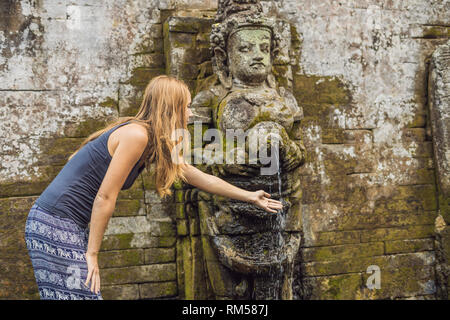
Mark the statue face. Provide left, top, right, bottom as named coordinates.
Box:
left=228, top=28, right=272, bottom=85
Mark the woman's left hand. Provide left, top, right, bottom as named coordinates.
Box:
left=85, top=252, right=101, bottom=294
left=248, top=190, right=283, bottom=213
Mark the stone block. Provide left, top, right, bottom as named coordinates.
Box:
left=63, top=116, right=116, bottom=138
left=128, top=53, right=165, bottom=70
left=189, top=218, right=201, bottom=236
left=333, top=211, right=437, bottom=231
left=385, top=239, right=434, bottom=254
left=177, top=219, right=189, bottom=236
left=0, top=166, right=62, bottom=198
left=102, top=263, right=176, bottom=285
left=101, top=233, right=176, bottom=251
left=144, top=247, right=176, bottom=264
left=293, top=75, right=351, bottom=105
left=144, top=188, right=163, bottom=204
left=126, top=67, right=165, bottom=87
left=305, top=273, right=362, bottom=300
left=101, top=284, right=139, bottom=300
left=407, top=112, right=427, bottom=128
left=176, top=202, right=186, bottom=220
left=303, top=242, right=384, bottom=263
left=182, top=47, right=212, bottom=65
left=139, top=281, right=177, bottom=299
left=409, top=141, right=433, bottom=158
left=105, top=216, right=175, bottom=237
left=147, top=202, right=175, bottom=220
left=360, top=225, right=435, bottom=243
left=117, top=176, right=144, bottom=200
left=303, top=251, right=435, bottom=278
left=113, top=199, right=143, bottom=217
left=176, top=239, right=185, bottom=299
left=359, top=253, right=436, bottom=299
left=169, top=32, right=196, bottom=47
left=166, top=16, right=213, bottom=34
left=321, top=128, right=345, bottom=144
left=313, top=230, right=361, bottom=246
left=150, top=23, right=163, bottom=39
left=98, top=249, right=144, bottom=268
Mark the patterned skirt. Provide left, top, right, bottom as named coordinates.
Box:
left=24, top=203, right=103, bottom=300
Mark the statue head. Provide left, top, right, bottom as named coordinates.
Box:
left=210, top=0, right=281, bottom=89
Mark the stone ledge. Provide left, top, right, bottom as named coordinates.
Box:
left=101, top=233, right=176, bottom=251
left=303, top=242, right=384, bottom=263
left=139, top=281, right=177, bottom=299
left=101, top=284, right=139, bottom=300
left=144, top=248, right=176, bottom=264
left=102, top=263, right=176, bottom=285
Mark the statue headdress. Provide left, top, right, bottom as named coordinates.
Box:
left=210, top=0, right=282, bottom=89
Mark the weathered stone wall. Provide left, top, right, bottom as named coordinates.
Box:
left=0, top=0, right=184, bottom=300
left=280, top=0, right=450, bottom=299
left=0, top=0, right=449, bottom=299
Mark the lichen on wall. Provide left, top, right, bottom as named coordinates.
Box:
left=0, top=0, right=179, bottom=299
left=0, top=0, right=449, bottom=300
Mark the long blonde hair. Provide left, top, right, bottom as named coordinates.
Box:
left=68, top=75, right=191, bottom=199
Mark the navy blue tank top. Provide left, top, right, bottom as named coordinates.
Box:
left=35, top=121, right=146, bottom=228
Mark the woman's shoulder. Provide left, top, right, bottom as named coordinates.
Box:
left=108, top=122, right=149, bottom=156
left=120, top=123, right=148, bottom=144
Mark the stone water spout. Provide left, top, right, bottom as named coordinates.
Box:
left=187, top=0, right=306, bottom=299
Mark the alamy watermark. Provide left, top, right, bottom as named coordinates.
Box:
left=170, top=123, right=283, bottom=175
left=66, top=265, right=82, bottom=290
left=366, top=265, right=381, bottom=290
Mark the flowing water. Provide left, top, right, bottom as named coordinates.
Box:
left=251, top=143, right=289, bottom=299
left=260, top=144, right=286, bottom=299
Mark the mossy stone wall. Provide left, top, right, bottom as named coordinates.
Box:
left=1, top=0, right=449, bottom=300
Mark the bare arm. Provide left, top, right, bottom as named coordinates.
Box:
left=84, top=126, right=148, bottom=294
left=181, top=163, right=283, bottom=213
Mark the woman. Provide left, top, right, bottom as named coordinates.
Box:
left=24, top=75, right=283, bottom=300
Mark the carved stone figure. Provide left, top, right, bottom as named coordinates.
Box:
left=187, top=0, right=306, bottom=299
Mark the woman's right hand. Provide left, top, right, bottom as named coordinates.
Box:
left=85, top=252, right=101, bottom=294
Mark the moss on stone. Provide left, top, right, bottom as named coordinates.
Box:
left=139, top=281, right=177, bottom=299
left=304, top=242, right=384, bottom=263
left=144, top=248, right=176, bottom=264
left=247, top=110, right=276, bottom=128
left=99, top=96, right=119, bottom=110
left=176, top=202, right=185, bottom=220
left=322, top=128, right=345, bottom=144
left=422, top=26, right=450, bottom=38
left=360, top=225, right=435, bottom=243
left=177, top=219, right=189, bottom=236
left=101, top=233, right=134, bottom=251
left=438, top=194, right=450, bottom=224
left=101, top=264, right=176, bottom=285
left=36, top=137, right=84, bottom=166
left=181, top=237, right=194, bottom=299
left=272, top=65, right=290, bottom=88
left=385, top=239, right=434, bottom=254
left=63, top=116, right=115, bottom=138
left=127, top=67, right=165, bottom=87
left=158, top=236, right=177, bottom=247
left=98, top=249, right=144, bottom=268
left=0, top=165, right=63, bottom=197
left=311, top=274, right=362, bottom=300
left=113, top=200, right=141, bottom=217
left=293, top=74, right=351, bottom=105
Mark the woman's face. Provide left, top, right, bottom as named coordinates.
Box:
left=186, top=98, right=193, bottom=121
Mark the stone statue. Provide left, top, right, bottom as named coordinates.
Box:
left=187, top=0, right=306, bottom=299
